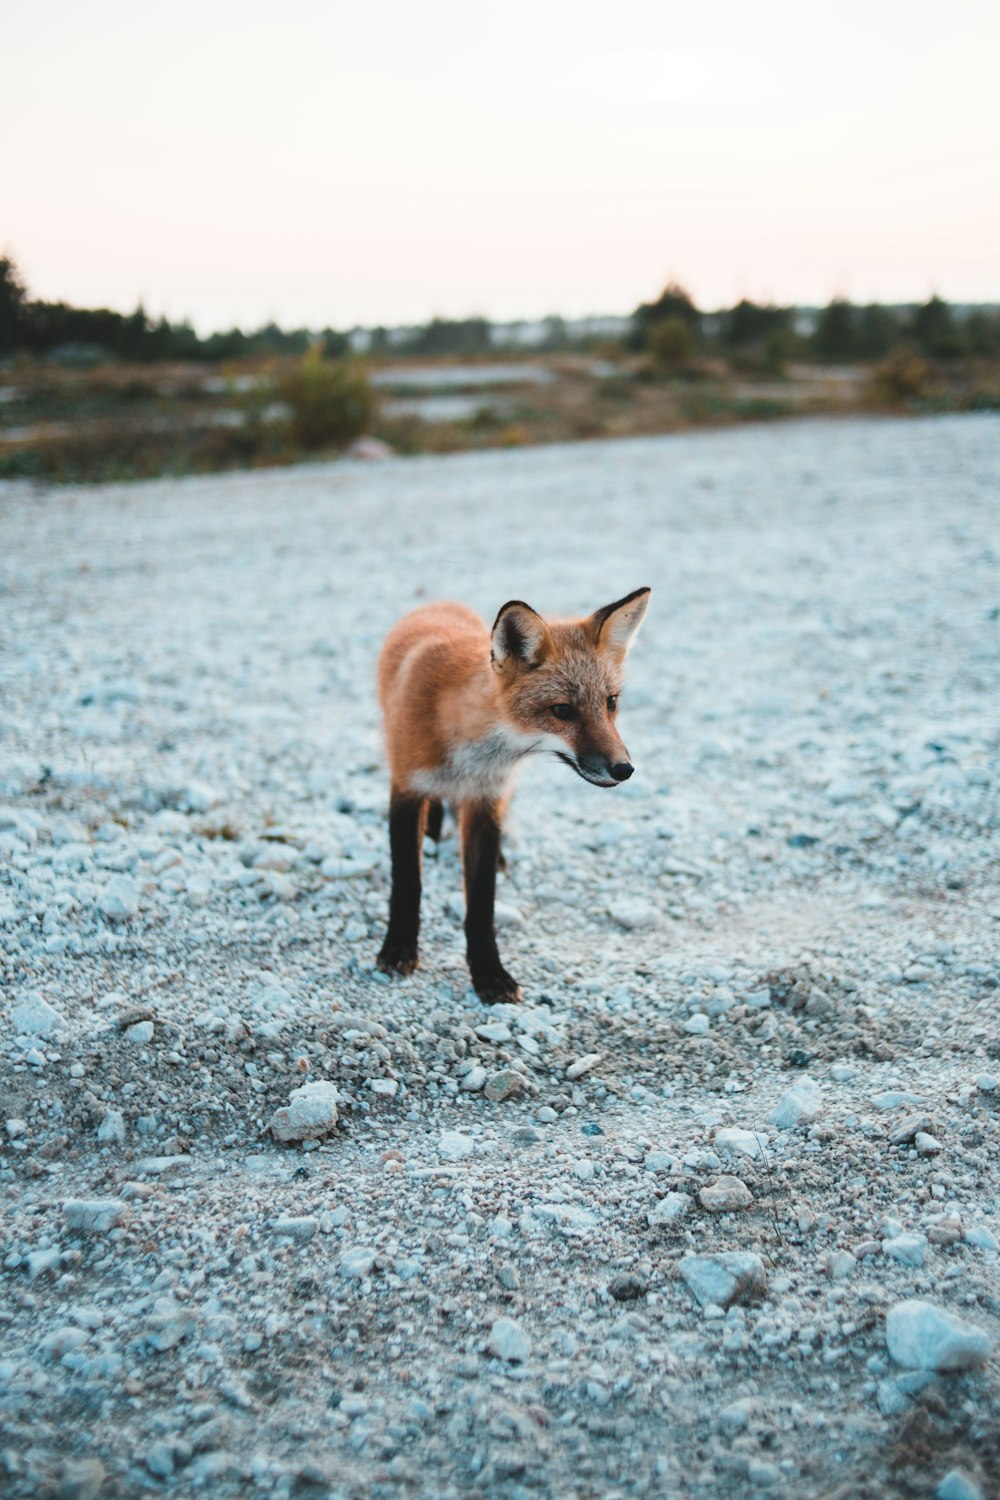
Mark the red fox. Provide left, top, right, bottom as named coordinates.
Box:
left=376, top=588, right=651, bottom=1003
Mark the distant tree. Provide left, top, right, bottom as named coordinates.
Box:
left=408, top=317, right=493, bottom=357
left=647, top=316, right=696, bottom=368
left=812, top=299, right=858, bottom=360
left=0, top=255, right=28, bottom=353
left=963, top=308, right=1000, bottom=356
left=912, top=296, right=964, bottom=358
left=632, top=282, right=700, bottom=350
left=720, top=299, right=791, bottom=349
left=855, top=303, right=897, bottom=359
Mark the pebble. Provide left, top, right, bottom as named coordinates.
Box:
left=97, top=1108, right=127, bottom=1146
left=886, top=1299, right=992, bottom=1371
left=269, top=1081, right=340, bottom=1143
left=678, top=1253, right=767, bottom=1309
left=438, top=1129, right=475, bottom=1159
left=825, top=1250, right=857, bottom=1280
left=964, top=1225, right=1000, bottom=1251
left=566, top=1053, right=603, bottom=1080
left=459, top=1065, right=487, bottom=1092
left=63, top=1198, right=128, bottom=1233
left=125, top=1020, right=154, bottom=1044
left=883, top=1233, right=928, bottom=1267
left=274, top=1216, right=318, bottom=1240
left=608, top=1272, right=647, bottom=1302
left=889, top=1113, right=934, bottom=1145
left=475, top=1022, right=512, bottom=1043
left=915, top=1131, right=943, bottom=1155
left=607, top=898, right=658, bottom=930
left=55, top=1458, right=107, bottom=1500
left=11, top=993, right=64, bottom=1037
left=714, top=1127, right=766, bottom=1160
left=698, top=1175, right=754, bottom=1212
left=340, top=1247, right=377, bottom=1278
left=487, top=1316, right=531, bottom=1362
left=937, top=1469, right=985, bottom=1500
left=484, top=1070, right=524, bottom=1102
left=97, top=876, right=140, bottom=920
left=648, top=1192, right=692, bottom=1226
left=768, top=1076, right=823, bottom=1129
left=683, top=1013, right=710, bottom=1035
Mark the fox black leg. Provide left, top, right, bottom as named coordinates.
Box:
left=425, top=797, right=444, bottom=844
left=377, top=789, right=426, bottom=977
left=461, top=800, right=521, bottom=1004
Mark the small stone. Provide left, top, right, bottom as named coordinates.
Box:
left=63, top=1198, right=128, bottom=1233
left=608, top=898, right=658, bottom=930
left=678, top=1252, right=767, bottom=1309
left=438, top=1130, right=475, bottom=1160
left=146, top=1441, right=175, bottom=1478
left=369, top=1077, right=398, bottom=1097
left=484, top=1070, right=524, bottom=1103
left=535, top=1106, right=557, bottom=1123
left=274, top=1216, right=318, bottom=1241
left=5, top=1118, right=27, bottom=1139
left=768, top=1076, right=822, bottom=1129
left=27, top=1247, right=63, bottom=1279
left=56, top=1457, right=106, bottom=1500
left=714, top=1126, right=767, bottom=1160
left=718, top=1396, right=757, bottom=1431
left=460, top=1065, right=487, bottom=1092
left=883, top=1233, right=928, bottom=1267
left=608, top=1272, right=647, bottom=1302
left=648, top=1192, right=691, bottom=1226
left=125, top=1020, right=154, bottom=1044
left=97, top=1108, right=126, bottom=1145
left=683, top=1013, right=710, bottom=1035
left=11, top=993, right=64, bottom=1037
left=566, top=1053, right=603, bottom=1080
left=488, top=1316, right=531, bottom=1362
left=915, top=1131, right=943, bottom=1155
left=927, top=1217, right=963, bottom=1246
left=475, top=1022, right=512, bottom=1043
left=339, top=1247, right=377, bottom=1278
left=964, top=1224, right=999, bottom=1251
left=699, top=1175, right=754, bottom=1212
left=825, top=1250, right=857, bottom=1280
left=269, top=1080, right=339, bottom=1143
left=886, top=1299, right=992, bottom=1371
left=937, top=1468, right=985, bottom=1500
left=890, top=1113, right=934, bottom=1145
left=98, top=876, right=140, bottom=921
left=644, top=1150, right=678, bottom=1172
left=976, top=1074, right=998, bottom=1094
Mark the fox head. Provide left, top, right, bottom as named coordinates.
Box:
left=490, top=587, right=650, bottom=787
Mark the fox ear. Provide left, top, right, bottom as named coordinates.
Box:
left=588, top=586, right=651, bottom=656
left=491, top=600, right=551, bottom=670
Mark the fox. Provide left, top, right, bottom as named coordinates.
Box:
left=375, top=587, right=650, bottom=1004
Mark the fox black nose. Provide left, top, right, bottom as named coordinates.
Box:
left=610, top=762, right=633, bottom=782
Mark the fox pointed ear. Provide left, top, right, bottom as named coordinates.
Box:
left=587, top=586, right=651, bottom=656
left=491, top=600, right=551, bottom=671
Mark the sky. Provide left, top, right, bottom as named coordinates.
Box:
left=4, top=0, right=999, bottom=332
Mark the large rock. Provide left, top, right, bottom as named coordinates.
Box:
left=269, top=1080, right=339, bottom=1143
left=678, top=1252, right=767, bottom=1308
left=886, top=1300, right=992, bottom=1371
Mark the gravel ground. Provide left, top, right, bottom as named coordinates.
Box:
left=1, top=413, right=999, bottom=1500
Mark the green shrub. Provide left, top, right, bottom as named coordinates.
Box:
left=278, top=350, right=373, bottom=450
left=647, top=316, right=696, bottom=369
left=870, top=350, right=931, bottom=404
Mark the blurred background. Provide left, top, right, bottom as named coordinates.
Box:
left=2, top=0, right=998, bottom=482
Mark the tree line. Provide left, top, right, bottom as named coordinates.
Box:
left=2, top=254, right=998, bottom=365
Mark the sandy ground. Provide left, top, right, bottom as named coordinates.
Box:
left=1, top=414, right=999, bottom=1499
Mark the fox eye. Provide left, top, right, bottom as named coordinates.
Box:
left=607, top=695, right=618, bottom=713
left=550, top=703, right=576, bottom=721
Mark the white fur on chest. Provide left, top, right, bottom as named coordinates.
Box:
left=410, top=728, right=560, bottom=802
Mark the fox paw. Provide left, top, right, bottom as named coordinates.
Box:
left=377, top=938, right=419, bottom=977
left=472, top=966, right=521, bottom=1005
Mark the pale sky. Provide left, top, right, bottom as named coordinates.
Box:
left=4, top=0, right=999, bottom=332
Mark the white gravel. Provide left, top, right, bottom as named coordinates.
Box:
left=1, top=414, right=999, bottom=1498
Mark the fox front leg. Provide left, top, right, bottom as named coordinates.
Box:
left=460, top=799, right=520, bottom=1004
left=377, top=789, right=427, bottom=977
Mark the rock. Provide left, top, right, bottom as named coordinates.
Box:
left=683, top=1013, right=710, bottom=1035
left=459, top=1065, right=487, bottom=1092
left=964, top=1224, right=999, bottom=1251
left=718, top=1396, right=758, bottom=1431
left=485, top=1070, right=524, bottom=1102
left=97, top=876, right=140, bottom=921
left=488, top=1316, right=531, bottom=1362
left=27, top=1247, right=62, bottom=1279
left=125, top=1020, right=154, bottom=1044
left=347, top=436, right=394, bottom=461
left=644, top=1150, right=678, bottom=1173
left=97, top=1108, right=127, bottom=1145
left=438, top=1129, right=475, bottom=1159
left=883, top=1232, right=928, bottom=1267
left=145, top=1299, right=196, bottom=1351
left=63, top=1198, right=128, bottom=1233
left=886, top=1299, right=992, bottom=1371
left=768, top=1077, right=822, bottom=1129
left=937, top=1469, right=985, bottom=1500
left=608, top=1273, right=647, bottom=1302
left=648, top=1192, right=691, bottom=1226
left=678, top=1252, right=767, bottom=1309
left=566, top=1053, right=603, bottom=1081
left=339, top=1248, right=377, bottom=1278
left=369, top=1077, right=398, bottom=1097
left=715, top=1126, right=767, bottom=1160
left=927, top=1217, right=962, bottom=1246
left=476, top=1022, right=512, bottom=1043
left=39, top=1326, right=88, bottom=1361
left=274, top=1216, right=318, bottom=1240
left=699, top=1175, right=754, bottom=1212
left=146, top=1441, right=175, bottom=1479
left=890, top=1113, right=934, bottom=1145
left=269, top=1080, right=339, bottom=1143
left=915, top=1131, right=943, bottom=1155
left=825, top=1250, right=857, bottom=1280
left=11, top=993, right=64, bottom=1037
left=56, top=1458, right=107, bottom=1500
left=5, top=1118, right=27, bottom=1138
left=608, top=898, right=658, bottom=930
